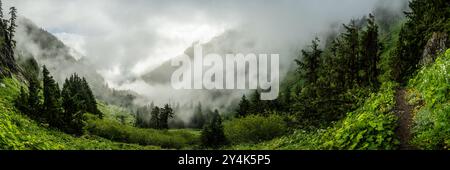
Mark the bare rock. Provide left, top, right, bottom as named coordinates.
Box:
left=419, top=32, right=448, bottom=66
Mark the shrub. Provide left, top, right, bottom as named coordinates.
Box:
left=85, top=114, right=200, bottom=149
left=408, top=49, right=450, bottom=149
left=321, top=82, right=399, bottom=150
left=224, top=114, right=287, bottom=144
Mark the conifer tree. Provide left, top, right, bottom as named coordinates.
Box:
left=8, top=7, right=16, bottom=47
left=150, top=106, right=160, bottom=129
left=342, top=20, right=360, bottom=87
left=159, top=104, right=174, bottom=129
left=42, top=66, right=63, bottom=128
left=248, top=90, right=266, bottom=114
left=361, top=14, right=382, bottom=88
left=27, top=78, right=41, bottom=119
left=295, top=37, right=322, bottom=85
left=201, top=110, right=228, bottom=148
left=190, top=102, right=205, bottom=129
left=236, top=95, right=250, bottom=117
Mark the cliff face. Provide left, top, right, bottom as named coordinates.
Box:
left=419, top=32, right=448, bottom=66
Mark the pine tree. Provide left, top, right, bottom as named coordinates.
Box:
left=248, top=90, right=265, bottom=114
left=27, top=78, right=41, bottom=119
left=190, top=102, right=205, bottom=129
left=295, top=37, right=322, bottom=85
left=8, top=7, right=16, bottom=48
left=394, top=0, right=450, bottom=82
left=150, top=106, right=160, bottom=129
left=42, top=66, right=63, bottom=128
left=342, top=20, right=360, bottom=88
left=61, top=73, right=101, bottom=135
left=135, top=105, right=149, bottom=128
left=81, top=77, right=102, bottom=118
left=159, top=104, right=174, bottom=129
left=361, top=14, right=382, bottom=88
left=236, top=95, right=250, bottom=117
left=201, top=110, right=228, bottom=148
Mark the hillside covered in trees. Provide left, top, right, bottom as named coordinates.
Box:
left=1, top=0, right=450, bottom=150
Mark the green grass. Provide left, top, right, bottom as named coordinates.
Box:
left=0, top=77, right=159, bottom=150
left=86, top=114, right=201, bottom=149
left=224, top=114, right=287, bottom=145
left=407, top=49, right=450, bottom=150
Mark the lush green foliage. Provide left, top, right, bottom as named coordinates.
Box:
left=230, top=82, right=399, bottom=150
left=85, top=114, right=200, bottom=149
left=15, top=67, right=102, bottom=135
left=321, top=82, right=399, bottom=150
left=1, top=77, right=158, bottom=150
left=224, top=114, right=287, bottom=144
left=408, top=49, right=450, bottom=149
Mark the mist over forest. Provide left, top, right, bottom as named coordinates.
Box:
left=7, top=0, right=407, bottom=111
left=1, top=0, right=449, bottom=151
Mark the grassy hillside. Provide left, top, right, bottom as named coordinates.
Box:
left=0, top=75, right=202, bottom=150
left=86, top=114, right=201, bottom=149
left=407, top=49, right=450, bottom=150
left=229, top=49, right=450, bottom=150
left=228, top=81, right=399, bottom=150
left=0, top=77, right=160, bottom=150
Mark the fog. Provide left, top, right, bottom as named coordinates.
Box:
left=5, top=0, right=408, bottom=118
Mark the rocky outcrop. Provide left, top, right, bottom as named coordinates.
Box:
left=419, top=32, right=448, bottom=66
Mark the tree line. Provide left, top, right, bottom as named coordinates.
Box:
left=135, top=103, right=175, bottom=130
left=234, top=14, right=383, bottom=127
left=16, top=66, right=102, bottom=135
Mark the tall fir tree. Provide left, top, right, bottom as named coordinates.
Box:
left=295, top=37, right=322, bottom=86
left=201, top=110, right=228, bottom=148
left=360, top=14, right=382, bottom=88
left=159, top=104, right=174, bottom=129
left=236, top=95, right=250, bottom=117
left=190, top=102, right=205, bottom=129
left=150, top=106, right=160, bottom=129
left=42, top=66, right=63, bottom=129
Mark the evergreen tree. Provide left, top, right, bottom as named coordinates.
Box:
left=27, top=78, right=41, bottom=119
left=360, top=14, right=382, bottom=88
left=159, top=104, right=174, bottom=129
left=190, top=102, right=205, bottom=129
left=150, top=106, right=160, bottom=129
left=135, top=105, right=150, bottom=128
left=81, top=77, right=102, bottom=118
left=7, top=7, right=16, bottom=48
left=342, top=20, right=360, bottom=88
left=236, top=95, right=250, bottom=117
left=295, top=37, right=322, bottom=85
left=42, top=66, right=63, bottom=129
left=394, top=0, right=450, bottom=82
left=201, top=110, right=228, bottom=148
left=248, top=90, right=266, bottom=114
left=15, top=67, right=41, bottom=120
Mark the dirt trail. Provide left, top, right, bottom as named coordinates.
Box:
left=394, top=89, right=416, bottom=150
